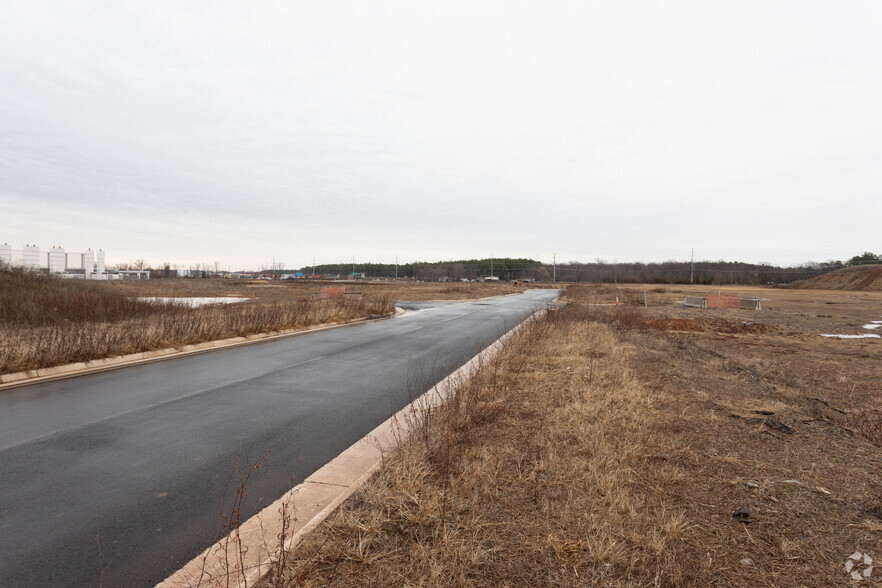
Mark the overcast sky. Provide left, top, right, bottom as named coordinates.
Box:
left=1, top=1, right=880, bottom=270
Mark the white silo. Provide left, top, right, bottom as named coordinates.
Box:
left=49, top=246, right=66, bottom=273
left=97, top=249, right=106, bottom=275
left=82, top=249, right=95, bottom=278
left=23, top=244, right=40, bottom=268
left=0, top=243, right=10, bottom=266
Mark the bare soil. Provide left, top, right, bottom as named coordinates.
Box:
left=269, top=283, right=882, bottom=587
left=790, top=264, right=882, bottom=291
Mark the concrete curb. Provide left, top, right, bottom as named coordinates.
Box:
left=156, top=308, right=547, bottom=588
left=0, top=308, right=405, bottom=392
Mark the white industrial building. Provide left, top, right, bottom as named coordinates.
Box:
left=0, top=242, right=145, bottom=279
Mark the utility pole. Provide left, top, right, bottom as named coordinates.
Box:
left=690, top=248, right=694, bottom=284
left=312, top=257, right=316, bottom=276
left=395, top=255, right=398, bottom=279
left=553, top=253, right=556, bottom=283
left=490, top=252, right=494, bottom=278
left=352, top=256, right=355, bottom=278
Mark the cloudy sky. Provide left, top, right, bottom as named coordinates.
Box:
left=1, top=1, right=880, bottom=270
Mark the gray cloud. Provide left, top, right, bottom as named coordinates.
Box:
left=1, top=1, right=880, bottom=269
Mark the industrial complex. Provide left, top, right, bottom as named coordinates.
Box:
left=0, top=242, right=148, bottom=279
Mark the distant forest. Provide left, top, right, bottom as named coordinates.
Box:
left=295, top=252, right=879, bottom=285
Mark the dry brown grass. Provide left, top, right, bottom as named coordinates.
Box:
left=790, top=264, right=882, bottom=291
left=109, top=277, right=541, bottom=302
left=0, top=267, right=396, bottom=374
left=0, top=268, right=545, bottom=374
left=270, top=284, right=882, bottom=587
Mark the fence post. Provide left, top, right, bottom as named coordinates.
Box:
left=644, top=291, right=648, bottom=307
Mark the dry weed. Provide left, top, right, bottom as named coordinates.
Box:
left=0, top=266, right=395, bottom=373
left=269, top=283, right=882, bottom=587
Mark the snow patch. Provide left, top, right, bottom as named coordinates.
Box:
left=820, top=334, right=880, bottom=339
left=139, top=297, right=250, bottom=307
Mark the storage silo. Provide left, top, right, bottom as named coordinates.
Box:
left=49, top=246, right=66, bottom=273
left=23, top=244, right=40, bottom=268
left=0, top=243, right=10, bottom=266
left=82, top=249, right=95, bottom=278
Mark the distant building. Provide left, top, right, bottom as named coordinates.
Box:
left=118, top=270, right=150, bottom=279
left=0, top=241, right=117, bottom=279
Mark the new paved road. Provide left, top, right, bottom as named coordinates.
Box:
left=0, top=289, right=559, bottom=587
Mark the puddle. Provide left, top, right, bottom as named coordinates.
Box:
left=138, top=297, right=250, bottom=307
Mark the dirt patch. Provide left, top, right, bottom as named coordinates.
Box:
left=646, top=317, right=778, bottom=334
left=791, top=264, right=882, bottom=291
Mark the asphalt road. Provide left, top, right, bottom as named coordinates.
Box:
left=0, top=289, right=559, bottom=587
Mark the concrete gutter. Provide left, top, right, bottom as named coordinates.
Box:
left=156, top=308, right=547, bottom=588
left=0, top=308, right=405, bottom=392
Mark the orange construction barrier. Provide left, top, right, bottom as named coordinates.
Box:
left=705, top=292, right=739, bottom=308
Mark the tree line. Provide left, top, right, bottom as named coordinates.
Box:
left=300, top=258, right=549, bottom=282
left=119, top=251, right=879, bottom=285
left=299, top=252, right=879, bottom=285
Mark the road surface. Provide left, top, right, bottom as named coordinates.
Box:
left=0, top=289, right=559, bottom=587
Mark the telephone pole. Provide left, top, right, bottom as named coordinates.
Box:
left=490, top=252, right=494, bottom=278
left=690, top=248, right=694, bottom=284
left=395, top=255, right=398, bottom=279
left=553, top=253, right=556, bottom=282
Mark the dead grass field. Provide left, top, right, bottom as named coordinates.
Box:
left=109, top=277, right=538, bottom=302
left=269, top=283, right=881, bottom=587
left=0, top=272, right=543, bottom=375
left=0, top=270, right=413, bottom=375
